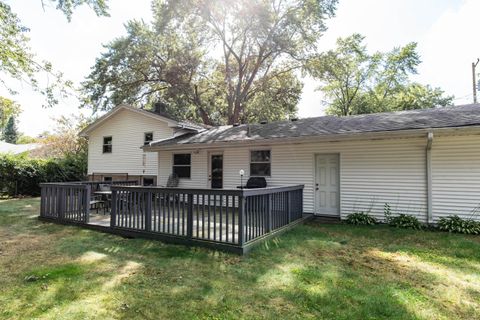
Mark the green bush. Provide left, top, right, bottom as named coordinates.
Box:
left=0, top=153, right=87, bottom=197
left=388, top=214, right=423, bottom=230
left=345, top=212, right=377, bottom=225
left=438, top=215, right=480, bottom=235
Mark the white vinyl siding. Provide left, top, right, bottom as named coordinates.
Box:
left=431, top=134, right=480, bottom=222
left=158, top=136, right=428, bottom=221
left=157, top=132, right=480, bottom=223
left=87, top=108, right=174, bottom=177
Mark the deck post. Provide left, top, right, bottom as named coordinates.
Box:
left=238, top=195, right=245, bottom=246
left=58, top=186, right=65, bottom=221
left=187, top=193, right=193, bottom=239
left=266, top=194, right=272, bottom=233
left=110, top=189, right=117, bottom=228
left=145, top=191, right=152, bottom=232
left=287, top=191, right=292, bottom=224
left=40, top=185, right=45, bottom=217
left=84, top=184, right=91, bottom=223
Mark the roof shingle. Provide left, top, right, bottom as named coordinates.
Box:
left=149, top=104, right=480, bottom=147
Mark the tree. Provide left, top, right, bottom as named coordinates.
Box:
left=82, top=0, right=337, bottom=125
left=3, top=116, right=18, bottom=143
left=0, top=97, right=21, bottom=135
left=41, top=0, right=109, bottom=21
left=31, top=114, right=90, bottom=158
left=307, top=34, right=454, bottom=116
left=16, top=134, right=38, bottom=144
left=0, top=1, right=109, bottom=107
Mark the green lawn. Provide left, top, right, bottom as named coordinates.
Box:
left=1, top=198, right=479, bottom=320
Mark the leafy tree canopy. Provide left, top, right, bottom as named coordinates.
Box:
left=41, top=0, right=109, bottom=21
left=0, top=1, right=109, bottom=107
left=307, top=34, right=454, bottom=116
left=82, top=0, right=338, bottom=125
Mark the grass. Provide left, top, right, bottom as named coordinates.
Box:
left=1, top=198, right=480, bottom=319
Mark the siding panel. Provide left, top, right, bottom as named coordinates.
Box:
left=88, top=109, right=174, bottom=177
left=158, top=136, right=428, bottom=222
left=432, top=135, right=480, bottom=221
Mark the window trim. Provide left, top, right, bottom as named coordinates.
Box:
left=249, top=149, right=271, bottom=177
left=102, top=136, right=112, bottom=154
left=172, top=153, right=192, bottom=179
left=144, top=132, right=153, bottom=146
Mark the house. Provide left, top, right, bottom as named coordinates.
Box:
left=0, top=141, right=40, bottom=155
left=141, top=104, right=480, bottom=224
left=79, top=104, right=205, bottom=185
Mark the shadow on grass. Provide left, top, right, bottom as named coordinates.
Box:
left=2, top=198, right=480, bottom=319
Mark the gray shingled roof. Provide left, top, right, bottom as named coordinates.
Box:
left=149, top=104, right=480, bottom=147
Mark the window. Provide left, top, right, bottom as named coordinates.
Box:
left=250, top=150, right=271, bottom=176
left=144, top=132, right=153, bottom=145
left=173, top=154, right=191, bottom=178
left=103, top=176, right=112, bottom=182
left=103, top=136, right=112, bottom=153
left=143, top=177, right=155, bottom=186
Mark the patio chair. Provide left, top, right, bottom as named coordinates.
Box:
left=159, top=173, right=179, bottom=203
left=98, top=184, right=112, bottom=213
left=160, top=173, right=179, bottom=188
left=89, top=195, right=104, bottom=214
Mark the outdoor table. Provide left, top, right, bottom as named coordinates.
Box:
left=93, top=191, right=112, bottom=213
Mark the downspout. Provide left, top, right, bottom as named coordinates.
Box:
left=426, top=132, right=434, bottom=224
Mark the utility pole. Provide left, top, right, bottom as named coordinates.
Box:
left=473, top=58, right=480, bottom=104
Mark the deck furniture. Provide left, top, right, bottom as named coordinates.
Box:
left=89, top=195, right=105, bottom=213
left=94, top=190, right=112, bottom=213
left=237, top=177, right=267, bottom=189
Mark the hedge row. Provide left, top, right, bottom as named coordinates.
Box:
left=0, top=153, right=87, bottom=196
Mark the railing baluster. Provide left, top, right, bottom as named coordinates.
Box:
left=39, top=184, right=304, bottom=250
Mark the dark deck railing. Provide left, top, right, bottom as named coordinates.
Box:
left=39, top=183, right=306, bottom=253
left=110, top=185, right=304, bottom=246
left=40, top=180, right=139, bottom=223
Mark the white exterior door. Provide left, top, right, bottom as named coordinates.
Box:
left=315, top=154, right=340, bottom=216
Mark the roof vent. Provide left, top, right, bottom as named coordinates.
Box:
left=260, top=120, right=267, bottom=124
left=290, top=118, right=298, bottom=122
left=233, top=123, right=240, bottom=127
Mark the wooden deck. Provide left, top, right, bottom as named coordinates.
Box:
left=39, top=183, right=310, bottom=254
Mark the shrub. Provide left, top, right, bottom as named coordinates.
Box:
left=388, top=214, right=423, bottom=230
left=0, top=153, right=86, bottom=197
left=345, top=212, right=377, bottom=225
left=438, top=215, right=480, bottom=235
left=384, top=203, right=392, bottom=222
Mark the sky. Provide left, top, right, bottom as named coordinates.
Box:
left=2, top=0, right=479, bottom=136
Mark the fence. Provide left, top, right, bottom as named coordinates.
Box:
left=39, top=183, right=306, bottom=253
left=110, top=185, right=304, bottom=246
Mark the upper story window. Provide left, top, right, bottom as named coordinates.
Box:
left=173, top=153, right=191, bottom=178
left=144, top=132, right=153, bottom=145
left=103, top=136, right=112, bottom=153
left=250, top=150, right=271, bottom=176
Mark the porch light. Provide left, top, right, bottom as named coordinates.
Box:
left=239, top=169, right=245, bottom=189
